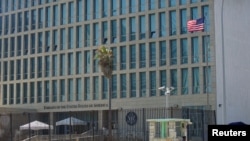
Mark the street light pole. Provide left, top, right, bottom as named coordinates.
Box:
left=159, top=86, right=175, bottom=118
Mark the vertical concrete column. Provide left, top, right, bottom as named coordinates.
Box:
left=49, top=112, right=54, bottom=139
left=98, top=110, right=103, bottom=130
left=148, top=121, right=155, bottom=141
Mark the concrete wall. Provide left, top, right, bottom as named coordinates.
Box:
left=214, top=0, right=250, bottom=124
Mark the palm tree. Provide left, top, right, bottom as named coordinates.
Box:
left=94, top=46, right=113, bottom=141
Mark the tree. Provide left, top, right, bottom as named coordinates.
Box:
left=94, top=46, right=113, bottom=141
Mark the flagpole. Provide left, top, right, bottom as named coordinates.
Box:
left=204, top=15, right=210, bottom=110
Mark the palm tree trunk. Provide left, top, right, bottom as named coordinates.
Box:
left=108, top=77, right=112, bottom=141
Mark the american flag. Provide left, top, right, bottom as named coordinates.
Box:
left=187, top=17, right=204, bottom=32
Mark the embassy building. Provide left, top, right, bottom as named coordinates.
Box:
left=0, top=0, right=217, bottom=134
left=1, top=1, right=250, bottom=139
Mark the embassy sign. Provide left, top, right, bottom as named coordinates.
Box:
left=43, top=103, right=108, bottom=110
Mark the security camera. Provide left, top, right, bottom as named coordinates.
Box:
left=158, top=86, right=165, bottom=90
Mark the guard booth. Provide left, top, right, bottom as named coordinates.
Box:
left=147, top=118, right=192, bottom=141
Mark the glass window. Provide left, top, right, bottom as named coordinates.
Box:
left=130, top=73, right=136, bottom=97
left=3, top=61, right=7, bottom=81
left=203, top=66, right=211, bottom=93
left=30, top=82, right=35, bottom=103
left=16, top=60, right=21, bottom=80
left=120, top=46, right=126, bottom=70
left=159, top=41, right=166, bottom=66
left=17, top=12, right=22, bottom=32
left=191, top=37, right=199, bottom=63
left=129, top=17, right=136, bottom=41
left=192, top=67, right=200, bottom=94
left=112, top=75, right=117, bottom=98
left=76, top=26, right=83, bottom=48
left=10, top=37, right=15, bottom=57
left=149, top=0, right=155, bottom=10
left=93, top=23, right=99, bottom=46
left=139, top=43, right=146, bottom=68
left=23, top=59, right=28, bottom=79
left=93, top=50, right=99, bottom=73
left=120, top=0, right=126, bottom=14
left=53, top=5, right=59, bottom=26
left=68, top=79, right=74, bottom=101
left=76, top=78, right=82, bottom=101
left=129, top=0, right=136, bottom=13
left=169, top=0, right=176, bottom=7
left=84, top=24, right=90, bottom=46
left=52, top=55, right=57, bottom=76
left=102, top=21, right=108, bottom=44
left=140, top=72, right=146, bottom=97
left=202, top=5, right=210, bottom=32
left=68, top=2, right=74, bottom=23
left=45, top=6, right=51, bottom=27
left=52, top=80, right=57, bottom=102
left=150, top=71, right=156, bottom=96
left=129, top=45, right=136, bottom=69
left=10, top=61, right=14, bottom=80
left=10, top=14, right=15, bottom=33
left=102, top=76, right=108, bottom=99
left=120, top=18, right=126, bottom=42
left=37, top=32, right=43, bottom=53
left=102, top=0, right=108, bottom=17
left=68, top=27, right=74, bottom=49
left=17, top=36, right=21, bottom=56
left=77, top=0, right=83, bottom=22
left=45, top=31, right=50, bottom=52
left=76, top=52, right=82, bottom=74
left=37, top=57, right=43, bottom=78
left=4, top=38, right=8, bottom=58
left=160, top=70, right=166, bottom=96
left=23, top=83, right=28, bottom=104
left=84, top=77, right=90, bottom=100
left=181, top=68, right=188, bottom=95
left=169, top=11, right=176, bottom=35
left=190, top=0, right=198, bottom=4
left=0, top=39, right=1, bottom=58
left=191, top=7, right=198, bottom=19
left=111, top=20, right=117, bottom=43
left=93, top=76, right=99, bottom=100
left=68, top=53, right=73, bottom=75
left=37, top=81, right=42, bottom=103
left=93, top=0, right=99, bottom=19
left=30, top=33, right=35, bottom=54
left=4, top=15, right=9, bottom=34
left=60, top=54, right=65, bottom=76
left=170, top=40, right=177, bottom=65
left=53, top=30, right=58, bottom=51
left=24, top=35, right=28, bottom=55
left=111, top=47, right=117, bottom=70
left=45, top=56, right=50, bottom=77
left=38, top=8, right=43, bottom=29
left=60, top=28, right=66, bottom=50
left=180, top=9, right=187, bottom=34
left=159, top=0, right=166, bottom=8
left=61, top=4, right=66, bottom=24
left=60, top=79, right=65, bottom=101
left=16, top=83, right=21, bottom=104
left=159, top=12, right=166, bottom=37
left=85, top=0, right=91, bottom=20
left=202, top=36, right=210, bottom=62
left=30, top=58, right=35, bottom=78
left=139, top=0, right=145, bottom=12
left=85, top=51, right=91, bottom=73
left=9, top=84, right=14, bottom=104
left=149, top=14, right=156, bottom=38
left=181, top=38, right=188, bottom=64
left=139, top=15, right=146, bottom=39
left=111, top=0, right=117, bottom=16
left=120, top=74, right=126, bottom=98
left=3, top=85, right=7, bottom=104
left=170, top=69, right=177, bottom=95
left=179, top=0, right=187, bottom=5
left=149, top=42, right=156, bottom=67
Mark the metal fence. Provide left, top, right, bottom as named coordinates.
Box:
left=0, top=107, right=215, bottom=141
